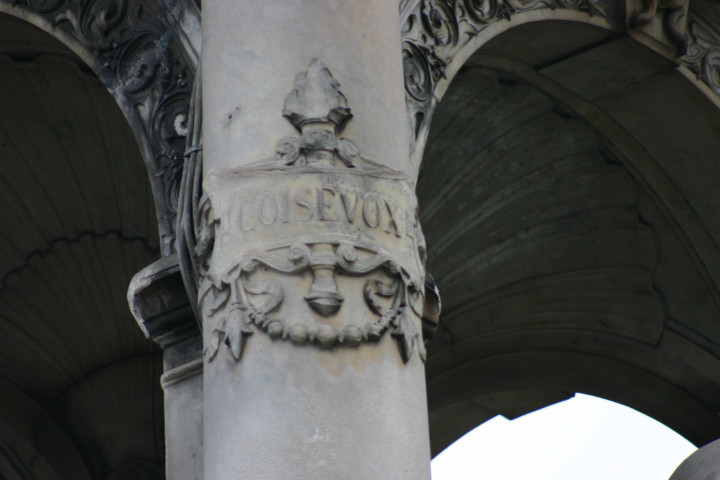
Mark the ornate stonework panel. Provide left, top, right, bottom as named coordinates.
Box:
left=684, top=15, right=720, bottom=96
left=0, top=0, right=194, bottom=255
left=198, top=60, right=428, bottom=363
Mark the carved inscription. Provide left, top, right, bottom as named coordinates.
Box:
left=198, top=60, right=427, bottom=363
left=232, top=187, right=417, bottom=241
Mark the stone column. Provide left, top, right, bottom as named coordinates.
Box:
left=199, top=1, right=431, bottom=479
left=669, top=439, right=720, bottom=480
left=127, top=255, right=203, bottom=480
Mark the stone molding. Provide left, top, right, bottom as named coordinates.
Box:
left=197, top=60, right=428, bottom=363
left=0, top=0, right=195, bottom=255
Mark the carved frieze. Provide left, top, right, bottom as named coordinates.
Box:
left=2, top=0, right=193, bottom=254
left=198, top=60, right=427, bottom=363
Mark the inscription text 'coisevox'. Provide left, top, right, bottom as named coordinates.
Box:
left=231, top=185, right=417, bottom=241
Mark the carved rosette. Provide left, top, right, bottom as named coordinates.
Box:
left=197, top=60, right=427, bottom=363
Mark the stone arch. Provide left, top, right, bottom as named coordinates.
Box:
left=415, top=11, right=720, bottom=455
left=402, top=0, right=720, bottom=167
left=0, top=0, right=199, bottom=255
left=0, top=13, right=168, bottom=478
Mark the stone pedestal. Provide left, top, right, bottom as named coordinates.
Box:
left=199, top=1, right=431, bottom=478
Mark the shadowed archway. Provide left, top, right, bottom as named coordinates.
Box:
left=0, top=14, right=164, bottom=479
left=419, top=18, right=720, bottom=454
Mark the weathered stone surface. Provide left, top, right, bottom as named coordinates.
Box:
left=0, top=15, right=164, bottom=479
left=199, top=2, right=431, bottom=478
left=670, top=439, right=720, bottom=480
left=5, top=0, right=720, bottom=477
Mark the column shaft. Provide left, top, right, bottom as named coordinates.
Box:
left=200, top=2, right=431, bottom=478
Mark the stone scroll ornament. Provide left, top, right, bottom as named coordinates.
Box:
left=197, top=60, right=428, bottom=363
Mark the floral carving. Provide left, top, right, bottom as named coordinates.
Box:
left=200, top=241, right=426, bottom=362
left=403, top=41, right=446, bottom=104
left=464, top=0, right=499, bottom=23
left=423, top=0, right=459, bottom=46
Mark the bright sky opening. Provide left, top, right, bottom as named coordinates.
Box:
left=431, top=393, right=697, bottom=480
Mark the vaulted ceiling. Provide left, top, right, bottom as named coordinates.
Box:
left=0, top=13, right=163, bottom=479
left=3, top=1, right=720, bottom=476
left=419, top=20, right=720, bottom=454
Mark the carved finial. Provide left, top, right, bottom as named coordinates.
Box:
left=283, top=59, right=352, bottom=133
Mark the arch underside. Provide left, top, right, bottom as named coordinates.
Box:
left=0, top=0, right=198, bottom=257
left=420, top=17, right=720, bottom=455
left=1, top=0, right=720, bottom=473
left=0, top=14, right=164, bottom=479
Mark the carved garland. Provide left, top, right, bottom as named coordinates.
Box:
left=197, top=60, right=428, bottom=363
left=2, top=0, right=192, bottom=254
left=200, top=241, right=425, bottom=362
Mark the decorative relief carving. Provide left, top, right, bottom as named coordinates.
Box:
left=198, top=60, right=427, bottom=363
left=683, top=18, right=720, bottom=96
left=401, top=0, right=608, bottom=141
left=201, top=241, right=425, bottom=362
left=630, top=0, right=689, bottom=54
left=3, top=0, right=192, bottom=254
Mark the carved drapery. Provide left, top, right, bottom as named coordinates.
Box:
left=197, top=60, right=428, bottom=363
left=0, top=0, right=193, bottom=255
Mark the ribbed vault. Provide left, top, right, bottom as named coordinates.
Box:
left=0, top=13, right=162, bottom=479
left=420, top=21, right=720, bottom=455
